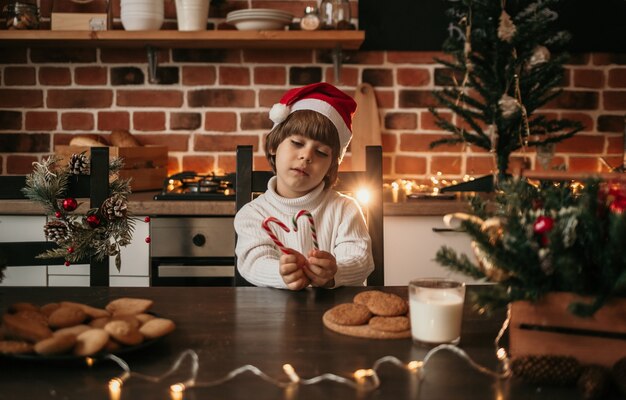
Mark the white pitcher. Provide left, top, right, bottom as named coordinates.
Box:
left=175, top=0, right=210, bottom=31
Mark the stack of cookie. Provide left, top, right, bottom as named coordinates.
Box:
left=323, top=290, right=411, bottom=339
left=0, top=297, right=175, bottom=357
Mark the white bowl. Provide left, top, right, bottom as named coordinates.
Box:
left=228, top=18, right=289, bottom=31
left=121, top=14, right=164, bottom=30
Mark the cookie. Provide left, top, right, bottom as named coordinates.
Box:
left=0, top=340, right=33, bottom=354
left=139, top=318, right=175, bottom=339
left=89, top=317, right=111, bottom=329
left=353, top=290, right=385, bottom=306
left=74, top=329, right=109, bottom=356
left=368, top=316, right=411, bottom=332
left=324, top=303, right=372, bottom=326
left=8, top=302, right=39, bottom=313
left=111, top=315, right=141, bottom=330
left=14, top=310, right=48, bottom=327
left=60, top=301, right=110, bottom=319
left=34, top=334, right=77, bottom=356
left=356, top=291, right=408, bottom=316
left=54, top=324, right=91, bottom=337
left=2, top=313, right=52, bottom=343
left=135, top=313, right=156, bottom=325
left=322, top=311, right=411, bottom=339
left=40, top=303, right=61, bottom=317
left=105, top=298, right=153, bottom=316
left=104, top=320, right=143, bottom=346
left=48, top=306, right=87, bottom=329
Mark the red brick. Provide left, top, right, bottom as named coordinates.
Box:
left=395, top=156, right=427, bottom=175
left=39, top=67, right=71, bottom=86
left=603, top=91, right=626, bottom=111
left=431, top=156, right=462, bottom=174
left=0, top=89, right=43, bottom=108
left=61, top=112, right=94, bottom=131
left=97, top=111, right=130, bottom=131
left=133, top=112, right=166, bottom=131
left=568, top=157, right=602, bottom=173
left=324, top=67, right=358, bottom=87
left=48, top=89, right=113, bottom=108
left=140, top=134, right=190, bottom=151
left=0, top=111, right=21, bottom=130
left=117, top=90, right=183, bottom=107
left=466, top=156, right=496, bottom=175
left=168, top=156, right=180, bottom=175
left=6, top=155, right=38, bottom=174
left=30, top=48, right=96, bottom=63
left=566, top=53, right=590, bottom=66
left=363, top=69, right=393, bottom=87
left=545, top=90, right=598, bottom=110
left=381, top=133, right=397, bottom=152
left=0, top=48, right=27, bottom=63
left=572, top=69, right=604, bottom=88
left=348, top=51, right=384, bottom=65
left=608, top=68, right=626, bottom=88
left=204, top=111, right=237, bottom=132
left=243, top=49, right=313, bottom=63
left=4, top=67, right=36, bottom=86
left=421, top=111, right=452, bottom=131
left=75, top=67, right=108, bottom=85
left=219, top=66, right=250, bottom=85
left=555, top=134, right=604, bottom=153
left=182, top=66, right=217, bottom=85
left=253, top=66, right=286, bottom=85
left=25, top=111, right=57, bottom=130
left=382, top=155, right=392, bottom=176
left=194, top=134, right=258, bottom=151
left=100, top=48, right=169, bottom=63
left=259, top=89, right=285, bottom=108
left=387, top=51, right=446, bottom=64
left=188, top=89, right=254, bottom=108
left=400, top=133, right=463, bottom=152
left=592, top=53, right=626, bottom=66
left=216, top=155, right=236, bottom=174
left=397, top=68, right=430, bottom=87
left=607, top=136, right=624, bottom=154
left=375, top=90, right=395, bottom=109
left=560, top=112, right=594, bottom=132
left=182, top=155, right=216, bottom=175
left=399, top=90, right=438, bottom=108
left=384, top=112, right=417, bottom=130
left=600, top=156, right=623, bottom=171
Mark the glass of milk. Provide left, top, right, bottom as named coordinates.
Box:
left=408, top=278, right=466, bottom=346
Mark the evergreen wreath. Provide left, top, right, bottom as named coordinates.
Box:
left=22, top=153, right=136, bottom=271
left=436, top=178, right=626, bottom=317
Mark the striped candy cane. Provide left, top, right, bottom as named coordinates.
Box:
left=262, top=217, right=290, bottom=255
left=292, top=209, right=319, bottom=250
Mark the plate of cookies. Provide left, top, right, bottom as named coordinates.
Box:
left=0, top=297, right=175, bottom=362
left=323, top=290, right=411, bottom=339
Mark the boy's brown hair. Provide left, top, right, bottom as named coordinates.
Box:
left=264, top=110, right=341, bottom=188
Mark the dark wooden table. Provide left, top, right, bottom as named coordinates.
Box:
left=0, top=286, right=581, bottom=400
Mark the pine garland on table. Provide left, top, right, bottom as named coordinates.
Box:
left=436, top=178, right=626, bottom=317
left=430, top=0, right=583, bottom=180
left=21, top=153, right=136, bottom=271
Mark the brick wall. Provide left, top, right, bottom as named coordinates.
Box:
left=1, top=0, right=625, bottom=183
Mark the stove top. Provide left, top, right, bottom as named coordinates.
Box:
left=153, top=171, right=236, bottom=201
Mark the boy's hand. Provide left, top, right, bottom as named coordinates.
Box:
left=279, top=249, right=310, bottom=291
left=304, top=249, right=337, bottom=288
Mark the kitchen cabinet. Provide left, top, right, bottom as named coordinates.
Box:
left=384, top=215, right=479, bottom=286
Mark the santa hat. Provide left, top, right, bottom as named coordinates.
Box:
left=269, top=82, right=356, bottom=162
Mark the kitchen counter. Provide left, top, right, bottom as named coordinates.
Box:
left=0, top=191, right=470, bottom=216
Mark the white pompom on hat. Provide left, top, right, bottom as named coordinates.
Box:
left=269, top=82, right=357, bottom=162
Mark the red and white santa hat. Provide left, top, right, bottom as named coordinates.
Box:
left=269, top=82, right=357, bottom=162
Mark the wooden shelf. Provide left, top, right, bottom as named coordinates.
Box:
left=0, top=30, right=364, bottom=49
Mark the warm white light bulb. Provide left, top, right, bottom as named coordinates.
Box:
left=356, top=188, right=370, bottom=205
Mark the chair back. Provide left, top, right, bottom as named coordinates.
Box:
left=234, top=145, right=384, bottom=287
left=0, top=147, right=110, bottom=286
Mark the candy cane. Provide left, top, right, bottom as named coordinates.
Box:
left=292, top=209, right=319, bottom=250
left=262, top=217, right=290, bottom=255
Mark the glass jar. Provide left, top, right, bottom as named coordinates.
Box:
left=3, top=1, right=39, bottom=30
left=300, top=6, right=320, bottom=31
left=319, top=0, right=350, bottom=30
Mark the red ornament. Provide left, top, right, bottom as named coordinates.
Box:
left=62, top=198, right=78, bottom=212
left=86, top=215, right=101, bottom=228
left=67, top=247, right=74, bottom=254
left=145, top=236, right=151, bottom=244
left=144, top=216, right=151, bottom=223
left=64, top=261, right=70, bottom=267
left=610, top=196, right=626, bottom=214
left=533, top=215, right=554, bottom=235
left=55, top=211, right=62, bottom=218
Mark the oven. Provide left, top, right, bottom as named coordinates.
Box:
left=150, top=171, right=237, bottom=286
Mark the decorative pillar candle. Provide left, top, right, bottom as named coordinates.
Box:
left=408, top=278, right=465, bottom=346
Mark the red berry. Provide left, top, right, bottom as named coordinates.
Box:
left=144, top=216, right=151, bottom=223
left=55, top=211, right=62, bottom=218
left=62, top=198, right=78, bottom=212
left=67, top=247, right=74, bottom=254
left=145, top=236, right=151, bottom=243
left=533, top=215, right=554, bottom=234
left=64, top=261, right=70, bottom=267
left=86, top=215, right=101, bottom=228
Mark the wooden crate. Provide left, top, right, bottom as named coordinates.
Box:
left=55, top=145, right=168, bottom=192
left=509, top=292, right=626, bottom=367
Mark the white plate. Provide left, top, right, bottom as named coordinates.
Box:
left=227, top=8, right=292, bottom=18
left=228, top=18, right=290, bottom=31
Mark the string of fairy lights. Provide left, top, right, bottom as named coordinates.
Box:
left=97, top=310, right=512, bottom=399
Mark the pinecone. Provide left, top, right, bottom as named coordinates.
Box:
left=68, top=153, right=90, bottom=175
left=577, top=365, right=611, bottom=400
left=511, top=355, right=582, bottom=385
left=44, top=220, right=69, bottom=243
left=612, top=357, right=626, bottom=396
left=102, top=195, right=128, bottom=220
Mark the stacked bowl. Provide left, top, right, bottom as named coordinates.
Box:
left=121, top=0, right=164, bottom=31
left=226, top=8, right=293, bottom=31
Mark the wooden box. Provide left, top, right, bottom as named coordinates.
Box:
left=51, top=0, right=109, bottom=31
left=55, top=145, right=168, bottom=192
left=509, top=292, right=626, bottom=367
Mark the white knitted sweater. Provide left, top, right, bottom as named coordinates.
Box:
left=234, top=177, right=374, bottom=289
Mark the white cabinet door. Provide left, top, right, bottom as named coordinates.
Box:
left=384, top=216, right=479, bottom=286
left=0, top=215, right=48, bottom=286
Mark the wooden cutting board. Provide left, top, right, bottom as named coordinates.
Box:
left=350, top=83, right=381, bottom=170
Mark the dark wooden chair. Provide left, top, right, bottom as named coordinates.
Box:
left=234, top=145, right=384, bottom=287
left=0, top=147, right=110, bottom=287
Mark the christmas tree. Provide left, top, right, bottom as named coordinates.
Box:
left=429, top=0, right=583, bottom=181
